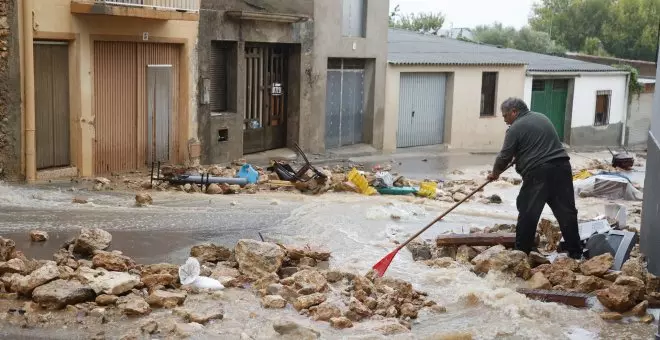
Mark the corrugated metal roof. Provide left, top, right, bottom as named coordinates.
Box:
left=388, top=28, right=621, bottom=73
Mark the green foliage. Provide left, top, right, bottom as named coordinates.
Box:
left=602, top=0, right=660, bottom=61
left=389, top=5, right=445, bottom=34
left=473, top=23, right=567, bottom=54
left=613, top=64, right=644, bottom=100
left=581, top=37, right=609, bottom=56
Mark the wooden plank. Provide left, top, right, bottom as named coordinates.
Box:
left=436, top=233, right=516, bottom=247
left=516, top=288, right=589, bottom=308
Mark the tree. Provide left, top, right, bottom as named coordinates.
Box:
left=581, top=37, right=609, bottom=56
left=473, top=23, right=517, bottom=47
left=389, top=6, right=445, bottom=35
left=473, top=23, right=566, bottom=54
left=601, top=0, right=660, bottom=61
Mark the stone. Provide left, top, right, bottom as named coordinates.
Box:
left=90, top=307, right=106, bottom=317
left=348, top=297, right=372, bottom=320
left=573, top=275, right=603, bottom=293
left=599, top=312, right=623, bottom=321
left=310, top=302, right=341, bottom=321
left=0, top=237, right=16, bottom=261
left=290, top=269, right=327, bottom=294
left=527, top=272, right=552, bottom=290
left=631, top=300, right=648, bottom=316
left=185, top=306, right=225, bottom=324
left=597, top=285, right=637, bottom=312
left=400, top=302, right=419, bottom=318
left=92, top=251, right=136, bottom=272
left=424, top=257, right=458, bottom=268
left=273, top=320, right=320, bottom=339
left=471, top=246, right=531, bottom=279
left=190, top=244, right=232, bottom=263
left=323, top=270, right=344, bottom=283
left=434, top=246, right=458, bottom=259
left=58, top=265, right=75, bottom=280
left=456, top=245, right=478, bottom=263
left=284, top=246, right=331, bottom=262
left=265, top=283, right=299, bottom=302
left=580, top=253, right=614, bottom=276
left=293, top=293, right=326, bottom=311
left=552, top=256, right=579, bottom=272
left=121, top=296, right=151, bottom=316
left=174, top=322, right=204, bottom=337
left=254, top=272, right=280, bottom=290
left=146, top=290, right=186, bottom=308
left=375, top=322, right=410, bottom=335
left=29, top=231, right=49, bottom=242
left=329, top=316, right=353, bottom=329
left=299, top=257, right=317, bottom=267
left=453, top=192, right=467, bottom=202
left=32, top=279, right=95, bottom=309
left=640, top=314, right=655, bottom=323
left=72, top=197, right=88, bottom=204
left=375, top=276, right=414, bottom=298
left=234, top=239, right=285, bottom=280
left=528, top=252, right=551, bottom=268
left=537, top=219, right=562, bottom=252
left=140, top=263, right=179, bottom=277
left=406, top=241, right=433, bottom=261
left=614, top=275, right=646, bottom=300
left=140, top=318, right=158, bottom=334
left=261, top=295, right=287, bottom=309
left=87, top=270, right=141, bottom=295
left=546, top=269, right=576, bottom=288
left=603, top=271, right=622, bottom=282
left=141, top=273, right=176, bottom=289
left=206, top=183, right=223, bottom=194
left=135, top=193, right=152, bottom=206
left=96, top=294, right=118, bottom=306
left=74, top=228, right=112, bottom=255
left=0, top=258, right=26, bottom=274
left=17, top=261, right=59, bottom=294
left=621, top=257, right=645, bottom=281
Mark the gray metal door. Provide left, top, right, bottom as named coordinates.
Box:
left=325, top=59, right=365, bottom=149
left=34, top=41, right=70, bottom=170
left=147, top=65, right=172, bottom=163
left=397, top=73, right=447, bottom=148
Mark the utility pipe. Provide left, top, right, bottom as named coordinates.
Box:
left=22, top=0, right=36, bottom=182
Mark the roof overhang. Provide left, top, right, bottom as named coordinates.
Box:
left=225, top=10, right=310, bottom=23
left=526, top=70, right=629, bottom=77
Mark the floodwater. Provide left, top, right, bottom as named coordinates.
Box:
left=0, top=152, right=654, bottom=339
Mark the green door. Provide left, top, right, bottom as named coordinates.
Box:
left=530, top=79, right=568, bottom=140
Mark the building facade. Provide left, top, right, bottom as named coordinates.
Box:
left=0, top=0, right=21, bottom=181
left=197, top=0, right=389, bottom=165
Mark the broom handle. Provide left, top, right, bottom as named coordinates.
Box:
left=395, top=163, right=514, bottom=252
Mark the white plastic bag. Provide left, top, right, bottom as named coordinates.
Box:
left=375, top=171, right=394, bottom=187
left=179, top=257, right=224, bottom=290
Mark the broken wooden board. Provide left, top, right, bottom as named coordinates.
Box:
left=268, top=180, right=295, bottom=188
left=436, top=233, right=516, bottom=247
left=516, top=288, right=589, bottom=308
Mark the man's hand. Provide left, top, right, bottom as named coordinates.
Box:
left=487, top=172, right=500, bottom=181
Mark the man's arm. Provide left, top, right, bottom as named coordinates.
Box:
left=491, top=128, right=517, bottom=177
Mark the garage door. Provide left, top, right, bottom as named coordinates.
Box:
left=397, top=73, right=446, bottom=148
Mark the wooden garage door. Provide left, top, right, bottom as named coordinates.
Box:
left=93, top=41, right=180, bottom=174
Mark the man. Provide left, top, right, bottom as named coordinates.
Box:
left=487, top=97, right=582, bottom=259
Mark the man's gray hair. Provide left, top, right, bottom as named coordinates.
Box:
left=500, top=97, right=529, bottom=114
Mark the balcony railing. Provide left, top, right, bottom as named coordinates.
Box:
left=94, top=0, right=199, bottom=12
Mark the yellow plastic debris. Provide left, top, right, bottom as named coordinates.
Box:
left=573, top=169, right=592, bottom=181
left=347, top=168, right=377, bottom=195
left=417, top=181, right=438, bottom=198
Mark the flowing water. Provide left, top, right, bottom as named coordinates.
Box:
left=0, top=155, right=654, bottom=339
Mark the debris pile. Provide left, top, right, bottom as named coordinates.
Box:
left=0, top=229, right=439, bottom=337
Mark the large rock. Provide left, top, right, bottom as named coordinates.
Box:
left=92, top=251, right=136, bottom=272
left=631, top=300, right=648, bottom=316
left=472, top=246, right=531, bottom=279
left=456, top=245, right=478, bottom=264
left=17, top=261, right=59, bottom=294
left=329, top=316, right=353, bottom=329
left=80, top=269, right=140, bottom=295
left=146, top=290, right=186, bottom=308
left=527, top=272, right=552, bottom=290
left=141, top=273, right=176, bottom=289
left=406, top=242, right=432, bottom=261
left=234, top=239, right=285, bottom=280
left=0, top=237, right=16, bottom=261
left=528, top=252, right=551, bottom=267
left=261, top=295, right=287, bottom=309
left=32, top=279, right=95, bottom=309
left=597, top=285, right=637, bottom=312
left=547, top=269, right=576, bottom=288
left=573, top=275, right=605, bottom=293
left=273, top=320, right=320, bottom=339
left=30, top=231, right=49, bottom=242
left=96, top=294, right=118, bottom=306
left=121, top=296, right=151, bottom=316
left=348, top=297, right=372, bottom=321
left=0, top=258, right=26, bottom=274
left=580, top=253, right=614, bottom=276
left=290, top=269, right=328, bottom=294
left=621, top=257, right=645, bottom=281
left=206, top=184, right=223, bottom=195
left=190, top=244, right=232, bottom=263
left=285, top=246, right=331, bottom=262
left=614, top=275, right=646, bottom=301
left=140, top=263, right=179, bottom=277
left=293, top=293, right=326, bottom=311
left=553, top=256, right=579, bottom=272
left=374, top=277, right=413, bottom=299
left=74, top=228, right=112, bottom=255
left=310, top=302, right=342, bottom=321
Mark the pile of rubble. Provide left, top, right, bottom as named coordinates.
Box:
left=407, top=221, right=656, bottom=322
left=0, top=228, right=440, bottom=338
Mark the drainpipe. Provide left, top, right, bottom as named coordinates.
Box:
left=22, top=0, right=36, bottom=182
left=620, top=72, right=630, bottom=147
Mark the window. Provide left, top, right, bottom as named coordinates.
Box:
left=480, top=72, right=498, bottom=117
left=341, top=0, right=367, bottom=37
left=532, top=79, right=545, bottom=91
left=594, top=90, right=611, bottom=126
left=210, top=42, right=230, bottom=112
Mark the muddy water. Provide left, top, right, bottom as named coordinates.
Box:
left=0, top=180, right=655, bottom=339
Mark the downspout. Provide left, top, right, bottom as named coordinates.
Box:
left=22, top=0, right=36, bottom=182
left=620, top=72, right=630, bottom=147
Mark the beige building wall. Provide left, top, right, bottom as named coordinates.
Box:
left=22, top=0, right=198, bottom=177
left=384, top=64, right=527, bottom=152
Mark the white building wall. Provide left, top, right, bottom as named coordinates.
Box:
left=523, top=76, right=533, bottom=106
left=571, top=74, right=628, bottom=127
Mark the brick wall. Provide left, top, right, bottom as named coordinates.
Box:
left=0, top=0, right=21, bottom=181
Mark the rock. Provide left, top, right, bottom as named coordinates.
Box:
left=537, top=219, right=562, bottom=252
left=487, top=194, right=502, bottom=204
left=96, top=177, right=111, bottom=185
left=31, top=279, right=95, bottom=309
left=29, top=231, right=49, bottom=242
left=580, top=253, right=614, bottom=276
left=72, top=197, right=88, bottom=204
left=92, top=251, right=136, bottom=272
left=74, top=228, right=112, bottom=255
left=406, top=242, right=433, bottom=261
left=0, top=237, right=16, bottom=261
left=456, top=245, right=478, bottom=263
left=190, top=244, right=232, bottom=263
left=640, top=314, right=655, bottom=323
left=597, top=285, right=637, bottom=312
left=17, top=261, right=59, bottom=294
left=141, top=273, right=176, bottom=289
left=90, top=307, right=106, bottom=317
left=375, top=276, right=413, bottom=298
left=140, top=318, right=158, bottom=334
left=58, top=265, right=75, bottom=280
left=290, top=269, right=327, bottom=294
left=206, top=183, right=223, bottom=194
left=599, top=312, right=623, bottom=321
left=121, top=296, right=151, bottom=316
left=273, top=320, right=320, bottom=339
left=573, top=275, right=604, bottom=293
left=299, top=257, right=317, bottom=267
left=433, top=332, right=473, bottom=340
left=434, top=246, right=458, bottom=259
left=87, top=270, right=140, bottom=295
left=293, top=293, right=326, bottom=311
left=547, top=269, right=576, bottom=288
left=614, top=276, right=646, bottom=300
left=453, top=192, right=467, bottom=202
left=146, top=290, right=186, bottom=308
left=140, top=263, right=179, bottom=277
left=174, top=322, right=204, bottom=337
left=348, top=297, right=372, bottom=320
left=285, top=246, right=331, bottom=262
left=329, top=316, right=353, bottom=329
left=471, top=246, right=531, bottom=279
left=234, top=239, right=285, bottom=280
left=310, top=302, right=341, bottom=321
left=375, top=322, right=410, bottom=335
left=553, top=256, right=580, bottom=272
left=631, top=300, right=648, bottom=316
left=261, top=295, right=287, bottom=309
left=424, top=257, right=458, bottom=268
left=254, top=272, right=280, bottom=290
left=0, top=258, right=26, bottom=274
left=182, top=306, right=224, bottom=324
left=135, top=193, right=152, bottom=206
left=604, top=271, right=622, bottom=282
left=265, top=283, right=299, bottom=302
left=621, top=257, right=645, bottom=281
left=96, top=294, right=118, bottom=306
left=527, top=272, right=552, bottom=290
left=528, top=252, right=551, bottom=267
left=400, top=302, right=419, bottom=318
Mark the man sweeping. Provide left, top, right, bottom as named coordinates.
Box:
left=487, top=97, right=583, bottom=259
